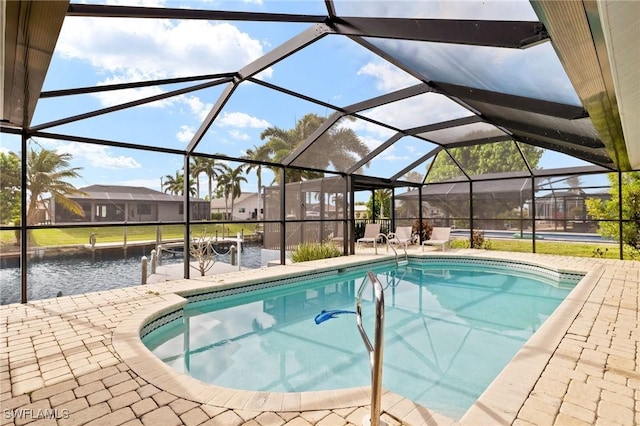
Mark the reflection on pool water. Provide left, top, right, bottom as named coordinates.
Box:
left=143, top=259, right=580, bottom=420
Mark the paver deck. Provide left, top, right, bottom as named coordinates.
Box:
left=1, top=248, right=638, bottom=425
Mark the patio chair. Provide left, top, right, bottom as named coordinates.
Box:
left=328, top=225, right=345, bottom=245
left=422, top=227, right=452, bottom=251
left=357, top=223, right=381, bottom=247
left=388, top=226, right=413, bottom=249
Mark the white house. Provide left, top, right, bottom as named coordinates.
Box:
left=210, top=192, right=263, bottom=220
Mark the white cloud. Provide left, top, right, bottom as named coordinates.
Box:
left=55, top=143, right=141, bottom=169
left=228, top=129, right=250, bottom=141
left=176, top=125, right=195, bottom=143
left=356, top=134, right=386, bottom=151
left=56, top=13, right=272, bottom=115
left=181, top=95, right=213, bottom=122
left=58, top=17, right=270, bottom=78
left=357, top=62, right=419, bottom=92
left=354, top=92, right=473, bottom=137
left=382, top=153, right=410, bottom=161
left=217, top=112, right=270, bottom=128
left=92, top=73, right=174, bottom=108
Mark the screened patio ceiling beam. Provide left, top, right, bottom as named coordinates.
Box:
left=331, top=17, right=548, bottom=49
left=489, top=118, right=605, bottom=149
left=31, top=131, right=186, bottom=156
left=187, top=82, right=237, bottom=154
left=238, top=23, right=332, bottom=80
left=391, top=146, right=443, bottom=181
left=405, top=116, right=482, bottom=135
left=433, top=82, right=588, bottom=119
left=346, top=133, right=404, bottom=174
left=246, top=77, right=409, bottom=136
left=342, top=84, right=432, bottom=114
left=67, top=3, right=327, bottom=23
left=247, top=78, right=345, bottom=114
left=433, top=135, right=514, bottom=149
left=188, top=24, right=331, bottom=153
left=324, top=0, right=337, bottom=18
left=516, top=135, right=614, bottom=170
left=443, top=148, right=472, bottom=180
left=40, top=73, right=236, bottom=98
left=30, top=77, right=233, bottom=132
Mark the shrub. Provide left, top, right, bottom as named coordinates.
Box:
left=291, top=242, right=342, bottom=262
left=470, top=230, right=491, bottom=249
left=413, top=219, right=433, bottom=241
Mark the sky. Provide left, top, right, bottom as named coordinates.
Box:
left=1, top=0, right=610, bottom=199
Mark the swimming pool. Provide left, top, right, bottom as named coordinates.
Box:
left=141, top=257, right=582, bottom=420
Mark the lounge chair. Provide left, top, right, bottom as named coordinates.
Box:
left=328, top=225, right=345, bottom=245
left=357, top=223, right=381, bottom=247
left=388, top=226, right=413, bottom=249
left=422, top=227, right=451, bottom=251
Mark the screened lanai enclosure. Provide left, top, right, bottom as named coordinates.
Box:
left=1, top=0, right=638, bottom=303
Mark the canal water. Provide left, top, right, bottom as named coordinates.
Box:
left=0, top=245, right=264, bottom=305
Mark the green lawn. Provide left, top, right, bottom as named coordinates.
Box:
left=1, top=223, right=258, bottom=249
left=450, top=238, right=620, bottom=259
left=0, top=225, right=623, bottom=260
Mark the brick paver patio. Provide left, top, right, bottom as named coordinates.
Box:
left=1, top=249, right=638, bottom=425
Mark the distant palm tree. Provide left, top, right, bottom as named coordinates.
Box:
left=26, top=148, right=86, bottom=226
left=215, top=164, right=247, bottom=220
left=162, top=170, right=196, bottom=196
left=259, top=113, right=370, bottom=183
left=190, top=157, right=205, bottom=198
left=242, top=145, right=271, bottom=219
left=190, top=156, right=217, bottom=200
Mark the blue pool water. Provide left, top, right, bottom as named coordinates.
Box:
left=143, top=260, right=578, bottom=420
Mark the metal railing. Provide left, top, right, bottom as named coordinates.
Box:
left=356, top=271, right=385, bottom=426
left=381, top=234, right=408, bottom=265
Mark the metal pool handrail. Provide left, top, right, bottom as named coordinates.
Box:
left=356, top=271, right=385, bottom=426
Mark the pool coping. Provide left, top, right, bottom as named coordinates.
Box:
left=111, top=250, right=594, bottom=426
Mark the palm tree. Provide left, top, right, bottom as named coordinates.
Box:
left=215, top=164, right=247, bottom=220
left=190, top=156, right=218, bottom=200
left=259, top=113, right=370, bottom=183
left=190, top=156, right=205, bottom=198
left=242, top=145, right=271, bottom=219
left=162, top=170, right=196, bottom=196
left=259, top=126, right=305, bottom=183
left=26, top=148, right=86, bottom=226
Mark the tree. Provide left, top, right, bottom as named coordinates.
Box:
left=402, top=170, right=424, bottom=184
left=242, top=145, right=271, bottom=220
left=586, top=172, right=640, bottom=251
left=190, top=156, right=217, bottom=201
left=366, top=189, right=392, bottom=219
left=259, top=113, right=370, bottom=183
left=162, top=170, right=196, bottom=196
left=0, top=152, right=21, bottom=224
left=427, top=142, right=542, bottom=182
left=424, top=142, right=543, bottom=225
left=26, top=148, right=86, bottom=226
left=214, top=164, right=247, bottom=220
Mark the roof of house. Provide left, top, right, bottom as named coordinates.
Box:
left=64, top=185, right=206, bottom=202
